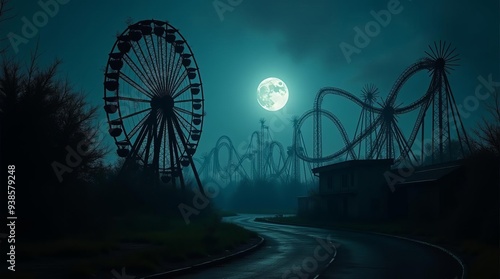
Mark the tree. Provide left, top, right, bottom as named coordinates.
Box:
left=0, top=55, right=108, bottom=238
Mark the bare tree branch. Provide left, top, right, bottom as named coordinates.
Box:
left=0, top=0, right=15, bottom=54
left=473, top=89, right=500, bottom=155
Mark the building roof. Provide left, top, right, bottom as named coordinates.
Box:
left=312, top=159, right=394, bottom=174
left=395, top=161, right=463, bottom=186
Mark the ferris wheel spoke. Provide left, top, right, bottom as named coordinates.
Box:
left=173, top=110, right=194, bottom=136
left=132, top=39, right=160, bottom=89
left=122, top=55, right=159, bottom=96
left=175, top=111, right=193, bottom=134
left=167, top=53, right=184, bottom=94
left=146, top=34, right=161, bottom=77
left=144, top=34, right=164, bottom=94
left=165, top=42, right=173, bottom=94
left=129, top=43, right=162, bottom=95
left=175, top=98, right=201, bottom=103
left=118, top=107, right=151, bottom=121
left=166, top=41, right=177, bottom=95
left=170, top=71, right=188, bottom=95
left=171, top=115, right=202, bottom=176
left=119, top=72, right=155, bottom=99
left=155, top=36, right=168, bottom=94
left=157, top=35, right=167, bottom=94
left=173, top=106, right=195, bottom=117
left=117, top=96, right=151, bottom=103
left=128, top=111, right=152, bottom=139
left=172, top=84, right=191, bottom=100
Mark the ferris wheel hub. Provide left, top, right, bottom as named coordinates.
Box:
left=151, top=95, right=174, bottom=114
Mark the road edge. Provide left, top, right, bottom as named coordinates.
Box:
left=256, top=218, right=466, bottom=279
left=366, top=231, right=466, bottom=279
left=141, top=235, right=265, bottom=278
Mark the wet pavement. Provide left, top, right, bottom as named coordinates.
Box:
left=177, top=214, right=462, bottom=279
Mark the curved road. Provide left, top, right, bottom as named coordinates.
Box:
left=177, top=214, right=462, bottom=279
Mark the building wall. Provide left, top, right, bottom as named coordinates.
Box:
left=407, top=184, right=440, bottom=222
left=355, top=166, right=391, bottom=220
left=317, top=162, right=392, bottom=221
left=308, top=160, right=468, bottom=223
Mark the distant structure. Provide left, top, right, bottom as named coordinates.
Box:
left=194, top=120, right=316, bottom=185
left=296, top=41, right=471, bottom=167
left=103, top=19, right=205, bottom=193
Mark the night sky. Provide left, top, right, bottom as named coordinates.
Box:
left=2, top=0, right=499, bottom=164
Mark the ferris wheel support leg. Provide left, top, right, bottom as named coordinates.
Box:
left=124, top=118, right=150, bottom=170
left=174, top=139, right=187, bottom=192
left=171, top=115, right=206, bottom=197
left=166, top=118, right=178, bottom=190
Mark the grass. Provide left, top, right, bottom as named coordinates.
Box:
left=18, top=237, right=119, bottom=259
left=459, top=240, right=499, bottom=279
left=19, top=213, right=257, bottom=278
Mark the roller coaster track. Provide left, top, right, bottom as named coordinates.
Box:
left=196, top=131, right=316, bottom=184
left=296, top=41, right=471, bottom=165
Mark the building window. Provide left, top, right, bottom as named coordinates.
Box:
left=327, top=174, right=333, bottom=190
left=341, top=173, right=348, bottom=189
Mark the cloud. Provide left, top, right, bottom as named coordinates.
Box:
left=234, top=0, right=499, bottom=76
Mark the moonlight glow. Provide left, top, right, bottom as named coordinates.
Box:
left=257, top=77, right=289, bottom=111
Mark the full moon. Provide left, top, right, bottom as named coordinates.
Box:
left=257, top=77, right=289, bottom=111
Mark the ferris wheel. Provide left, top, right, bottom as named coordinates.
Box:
left=103, top=19, right=205, bottom=192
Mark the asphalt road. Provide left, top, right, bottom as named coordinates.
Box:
left=176, top=214, right=462, bottom=279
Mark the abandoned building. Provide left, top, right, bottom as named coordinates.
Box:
left=298, top=159, right=393, bottom=220
left=298, top=158, right=466, bottom=223
left=389, top=160, right=465, bottom=222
